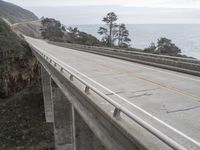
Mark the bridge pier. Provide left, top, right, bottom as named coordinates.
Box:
left=51, top=80, right=75, bottom=150
left=41, top=65, right=104, bottom=150
left=41, top=67, right=53, bottom=123
left=50, top=79, right=105, bottom=150
left=74, top=109, right=105, bottom=150
left=32, top=39, right=189, bottom=150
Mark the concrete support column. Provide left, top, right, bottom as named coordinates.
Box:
left=74, top=110, right=105, bottom=150
left=72, top=106, right=77, bottom=150
left=51, top=81, right=74, bottom=150
left=41, top=66, right=53, bottom=123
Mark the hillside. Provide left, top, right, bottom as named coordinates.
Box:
left=0, top=17, right=53, bottom=150
left=0, top=0, right=41, bottom=38
left=13, top=20, right=42, bottom=38
left=0, top=18, right=36, bottom=97
left=0, top=0, right=38, bottom=23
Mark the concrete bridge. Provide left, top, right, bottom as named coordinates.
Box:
left=25, top=36, right=200, bottom=150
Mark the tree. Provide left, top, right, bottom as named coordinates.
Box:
left=67, top=27, right=79, bottom=39
left=40, top=18, right=65, bottom=41
left=144, top=42, right=156, bottom=53
left=117, top=24, right=131, bottom=48
left=98, top=12, right=118, bottom=47
left=67, top=27, right=101, bottom=46
left=144, top=37, right=181, bottom=56
left=156, top=37, right=181, bottom=55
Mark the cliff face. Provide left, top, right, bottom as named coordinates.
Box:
left=0, top=17, right=53, bottom=150
left=1, top=54, right=40, bottom=98
left=0, top=18, right=40, bottom=98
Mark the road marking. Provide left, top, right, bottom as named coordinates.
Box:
left=44, top=39, right=200, bottom=83
left=58, top=49, right=200, bottom=101
left=55, top=55, right=200, bottom=147
left=83, top=49, right=200, bottom=82
left=57, top=59, right=200, bottom=147
left=118, top=59, right=200, bottom=82
left=42, top=37, right=200, bottom=83
left=29, top=38, right=200, bottom=147
left=39, top=41, right=200, bottom=100
left=29, top=36, right=200, bottom=82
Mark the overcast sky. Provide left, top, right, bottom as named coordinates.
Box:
left=4, top=0, right=200, bottom=8
left=4, top=0, right=200, bottom=24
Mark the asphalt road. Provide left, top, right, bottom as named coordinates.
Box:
left=26, top=36, right=200, bottom=150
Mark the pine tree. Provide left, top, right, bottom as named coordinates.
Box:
left=117, top=24, right=131, bottom=48
left=98, top=12, right=118, bottom=47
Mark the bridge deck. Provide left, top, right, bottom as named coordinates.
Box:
left=26, top=36, right=200, bottom=149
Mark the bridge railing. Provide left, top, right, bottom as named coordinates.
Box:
left=29, top=43, right=187, bottom=150
left=49, top=41, right=200, bottom=77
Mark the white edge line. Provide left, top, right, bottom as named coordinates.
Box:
left=61, top=59, right=200, bottom=147
left=121, top=60, right=200, bottom=82
left=44, top=38, right=200, bottom=82
left=29, top=38, right=200, bottom=147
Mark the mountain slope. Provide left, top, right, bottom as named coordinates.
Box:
left=0, top=17, right=54, bottom=150
left=13, top=20, right=42, bottom=38
left=0, top=0, right=38, bottom=23
left=0, top=0, right=41, bottom=37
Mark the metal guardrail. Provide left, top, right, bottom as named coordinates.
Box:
left=29, top=44, right=188, bottom=150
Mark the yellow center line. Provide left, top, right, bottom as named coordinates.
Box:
left=62, top=48, right=200, bottom=101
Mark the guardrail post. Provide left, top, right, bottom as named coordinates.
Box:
left=113, top=108, right=121, bottom=120
left=70, top=75, right=74, bottom=81
left=85, top=86, right=90, bottom=94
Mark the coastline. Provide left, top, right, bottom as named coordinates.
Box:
left=71, top=24, right=200, bottom=60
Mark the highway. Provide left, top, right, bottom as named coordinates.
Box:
left=25, top=36, right=200, bottom=150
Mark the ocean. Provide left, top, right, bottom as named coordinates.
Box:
left=71, top=24, right=200, bottom=60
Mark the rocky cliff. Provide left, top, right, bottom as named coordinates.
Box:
left=0, top=18, right=40, bottom=98
left=0, top=9, right=53, bottom=150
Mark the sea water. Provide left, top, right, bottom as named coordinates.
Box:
left=71, top=24, right=200, bottom=60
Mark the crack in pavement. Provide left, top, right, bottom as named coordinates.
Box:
left=131, top=87, right=160, bottom=94
left=166, top=105, right=200, bottom=114
left=129, top=93, right=152, bottom=99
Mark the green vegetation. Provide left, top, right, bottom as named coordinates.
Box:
left=116, top=24, right=131, bottom=48
left=13, top=20, right=42, bottom=38
left=0, top=0, right=40, bottom=38
left=0, top=17, right=54, bottom=149
left=144, top=37, right=181, bottom=56
left=40, top=18, right=65, bottom=41
left=67, top=27, right=102, bottom=46
left=0, top=1, right=190, bottom=148
left=0, top=86, right=54, bottom=150
left=40, top=17, right=102, bottom=46
left=0, top=0, right=38, bottom=23
left=0, top=18, right=32, bottom=97
left=98, top=12, right=118, bottom=47
left=98, top=12, right=131, bottom=48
